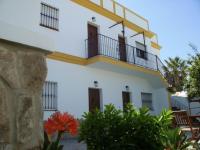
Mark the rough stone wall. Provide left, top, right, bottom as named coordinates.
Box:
left=0, top=39, right=48, bottom=150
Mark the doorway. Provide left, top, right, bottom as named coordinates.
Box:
left=88, top=88, right=101, bottom=112
left=118, top=36, right=127, bottom=62
left=88, top=24, right=99, bottom=58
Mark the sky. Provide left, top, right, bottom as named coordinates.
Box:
left=116, top=0, right=200, bottom=61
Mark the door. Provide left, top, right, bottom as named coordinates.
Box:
left=122, top=91, right=130, bottom=110
left=89, top=88, right=100, bottom=112
left=88, top=24, right=98, bottom=58
left=118, top=36, right=127, bottom=62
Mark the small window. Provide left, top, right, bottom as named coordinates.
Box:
left=141, top=93, right=153, bottom=110
left=136, top=42, right=147, bottom=60
left=40, top=3, right=59, bottom=31
left=42, top=81, right=58, bottom=111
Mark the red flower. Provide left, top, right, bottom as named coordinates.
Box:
left=44, top=112, right=79, bottom=136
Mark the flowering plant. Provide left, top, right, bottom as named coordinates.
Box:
left=43, top=112, right=79, bottom=150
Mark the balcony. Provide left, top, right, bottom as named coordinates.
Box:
left=85, top=34, right=165, bottom=77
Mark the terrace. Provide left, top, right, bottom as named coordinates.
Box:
left=85, top=34, right=165, bottom=77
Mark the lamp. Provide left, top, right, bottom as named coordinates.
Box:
left=94, top=81, right=98, bottom=88
left=92, top=17, right=96, bottom=22
left=125, top=85, right=129, bottom=91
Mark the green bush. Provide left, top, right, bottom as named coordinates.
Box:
left=161, top=128, right=192, bottom=150
left=79, top=104, right=173, bottom=150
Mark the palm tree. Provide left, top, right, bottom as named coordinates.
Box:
left=163, top=57, right=188, bottom=93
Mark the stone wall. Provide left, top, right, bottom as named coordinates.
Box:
left=0, top=39, right=48, bottom=150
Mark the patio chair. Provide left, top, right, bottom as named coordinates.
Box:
left=172, top=110, right=200, bottom=141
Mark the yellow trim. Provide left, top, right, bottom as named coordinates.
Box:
left=151, top=42, right=162, bottom=50
left=112, top=0, right=148, bottom=24
left=47, top=52, right=168, bottom=87
left=72, top=0, right=155, bottom=38
left=47, top=52, right=87, bottom=65
left=86, top=56, right=168, bottom=87
left=86, top=55, right=158, bottom=75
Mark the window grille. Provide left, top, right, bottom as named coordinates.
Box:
left=141, top=93, right=153, bottom=110
left=42, top=81, right=58, bottom=111
left=40, top=3, right=59, bottom=30
left=136, top=42, right=147, bottom=60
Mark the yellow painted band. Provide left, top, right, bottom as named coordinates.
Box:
left=72, top=0, right=155, bottom=38
left=47, top=52, right=168, bottom=87
left=47, top=52, right=87, bottom=65
left=151, top=42, right=162, bottom=50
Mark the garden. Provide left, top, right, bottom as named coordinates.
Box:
left=43, top=104, right=199, bottom=150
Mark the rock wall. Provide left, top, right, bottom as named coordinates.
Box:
left=0, top=39, right=48, bottom=150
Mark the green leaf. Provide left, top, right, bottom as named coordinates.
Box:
left=43, top=131, right=50, bottom=150
left=58, top=145, right=64, bottom=150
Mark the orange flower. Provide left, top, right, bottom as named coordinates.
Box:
left=44, top=112, right=79, bottom=136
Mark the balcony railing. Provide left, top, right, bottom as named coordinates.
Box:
left=85, top=34, right=165, bottom=77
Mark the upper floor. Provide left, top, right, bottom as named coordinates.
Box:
left=0, top=0, right=161, bottom=57
left=0, top=0, right=167, bottom=82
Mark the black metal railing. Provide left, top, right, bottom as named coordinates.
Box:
left=42, top=81, right=58, bottom=111
left=85, top=34, right=165, bottom=76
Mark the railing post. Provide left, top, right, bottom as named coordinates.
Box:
left=156, top=55, right=159, bottom=71
left=100, top=0, right=104, bottom=7
left=85, top=39, right=88, bottom=58
left=98, top=34, right=100, bottom=55
left=133, top=47, right=135, bottom=64
left=123, top=7, right=126, bottom=19
left=113, top=1, right=116, bottom=14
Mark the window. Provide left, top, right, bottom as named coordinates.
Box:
left=141, top=93, right=153, bottom=110
left=122, top=91, right=131, bottom=111
left=136, top=42, right=147, bottom=60
left=42, top=81, right=58, bottom=111
left=40, top=3, right=59, bottom=31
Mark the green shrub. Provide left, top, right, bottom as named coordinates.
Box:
left=79, top=104, right=173, bottom=150
left=161, top=128, right=192, bottom=150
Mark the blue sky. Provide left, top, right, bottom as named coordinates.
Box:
left=116, top=0, right=200, bottom=61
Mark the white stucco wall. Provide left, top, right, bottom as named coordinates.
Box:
left=0, top=0, right=166, bottom=119
left=0, top=0, right=160, bottom=57
left=44, top=59, right=169, bottom=119
left=154, top=88, right=169, bottom=114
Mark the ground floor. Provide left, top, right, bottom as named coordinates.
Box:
left=43, top=58, right=170, bottom=119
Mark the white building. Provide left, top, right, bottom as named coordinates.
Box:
left=0, top=0, right=170, bottom=119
